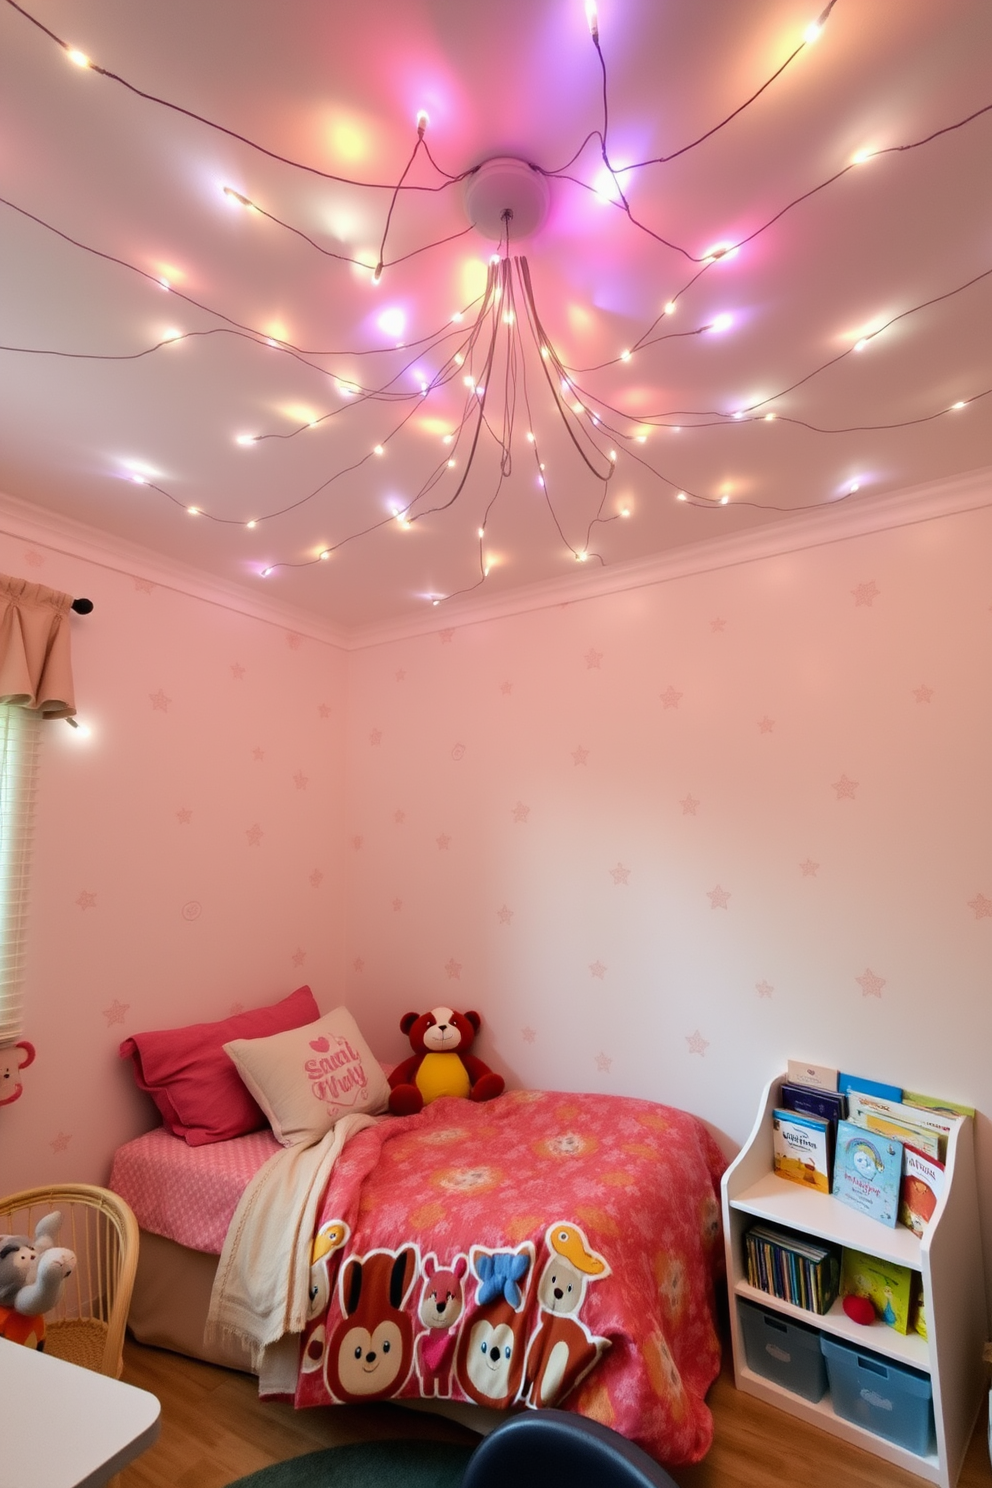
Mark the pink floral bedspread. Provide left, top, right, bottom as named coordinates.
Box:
left=291, top=1089, right=726, bottom=1466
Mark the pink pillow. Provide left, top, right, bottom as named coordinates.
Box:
left=119, top=985, right=320, bottom=1146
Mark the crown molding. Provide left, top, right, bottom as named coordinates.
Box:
left=346, top=464, right=992, bottom=650
left=0, top=489, right=350, bottom=650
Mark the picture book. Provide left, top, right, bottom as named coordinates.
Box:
left=840, top=1247, right=913, bottom=1334
left=786, top=1060, right=839, bottom=1092
left=847, top=1091, right=954, bottom=1159
left=903, top=1089, right=976, bottom=1120
left=781, top=1082, right=847, bottom=1127
left=856, top=1111, right=941, bottom=1161
left=832, top=1119, right=902, bottom=1225
left=772, top=1108, right=832, bottom=1193
left=898, top=1145, right=945, bottom=1237
left=910, top=1271, right=927, bottom=1339
left=838, top=1072, right=902, bottom=1102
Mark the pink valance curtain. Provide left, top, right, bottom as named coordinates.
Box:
left=0, top=574, right=76, bottom=719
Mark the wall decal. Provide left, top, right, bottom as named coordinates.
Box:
left=852, top=580, right=881, bottom=606
left=707, top=886, right=731, bottom=909
left=710, top=618, right=727, bottom=633
left=23, top=550, right=44, bottom=568
left=799, top=859, right=819, bottom=876
left=856, top=968, right=886, bottom=998
left=245, top=823, right=263, bottom=846
left=589, top=961, right=607, bottom=980
left=395, top=670, right=406, bottom=682
left=832, top=774, right=859, bottom=799
left=352, top=836, right=363, bottom=849
left=132, top=577, right=155, bottom=593
left=444, top=958, right=462, bottom=980
left=660, top=687, right=683, bottom=709
left=609, top=863, right=630, bottom=885
left=595, top=1053, right=613, bottom=1072
left=310, top=869, right=324, bottom=888
left=353, top=957, right=364, bottom=972
left=252, top=746, right=265, bottom=761
left=294, top=770, right=309, bottom=789
left=392, top=898, right=402, bottom=911
left=438, top=630, right=455, bottom=644
left=49, top=1132, right=72, bottom=1153
left=522, top=1028, right=537, bottom=1044
left=230, top=662, right=245, bottom=679
left=181, top=901, right=202, bottom=921
left=75, top=890, right=97, bottom=910
left=572, top=745, right=589, bottom=765
left=755, top=982, right=774, bottom=999
left=394, top=810, right=406, bottom=824
left=511, top=803, right=530, bottom=823
left=436, top=833, right=451, bottom=849
left=758, top=716, right=775, bottom=733
left=286, top=633, right=302, bottom=650
left=175, top=806, right=193, bottom=824
left=500, top=681, right=513, bottom=695
left=149, top=689, right=171, bottom=711
left=291, top=948, right=307, bottom=967
left=584, top=649, right=603, bottom=669
left=497, top=905, right=513, bottom=924
left=680, top=795, right=700, bottom=815
left=318, top=703, right=331, bottom=718
left=968, top=894, right=992, bottom=919
left=914, top=684, right=935, bottom=703
left=450, top=743, right=466, bottom=760
left=102, top=999, right=130, bottom=1025
left=369, top=729, right=383, bottom=745
left=686, top=1032, right=709, bottom=1056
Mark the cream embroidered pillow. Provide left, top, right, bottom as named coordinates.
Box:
left=224, top=1006, right=390, bottom=1146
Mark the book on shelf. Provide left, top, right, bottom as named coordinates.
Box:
left=898, top=1144, right=945, bottom=1237
left=840, top=1247, right=914, bottom=1334
left=902, top=1088, right=975, bottom=1119
left=910, top=1270, right=927, bottom=1339
left=838, top=1071, right=902, bottom=1102
left=744, top=1223, right=841, bottom=1315
left=780, top=1081, right=847, bottom=1128
left=832, top=1118, right=902, bottom=1226
left=772, top=1107, right=832, bottom=1192
left=847, top=1090, right=955, bottom=1160
left=786, top=1059, right=839, bottom=1092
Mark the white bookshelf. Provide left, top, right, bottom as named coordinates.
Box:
left=721, top=1075, right=986, bottom=1488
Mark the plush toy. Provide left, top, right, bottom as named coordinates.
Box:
left=0, top=1211, right=76, bottom=1350
left=388, top=1006, right=504, bottom=1116
left=0, top=1040, right=35, bottom=1107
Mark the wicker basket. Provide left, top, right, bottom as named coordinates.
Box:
left=0, top=1183, right=139, bottom=1378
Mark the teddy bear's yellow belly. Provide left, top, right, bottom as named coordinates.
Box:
left=416, top=1052, right=471, bottom=1103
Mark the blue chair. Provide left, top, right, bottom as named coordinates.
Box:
left=460, top=1409, right=680, bottom=1488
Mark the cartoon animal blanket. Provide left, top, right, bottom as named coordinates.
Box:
left=285, top=1090, right=725, bottom=1465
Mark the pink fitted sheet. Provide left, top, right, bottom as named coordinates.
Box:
left=109, top=1125, right=280, bottom=1254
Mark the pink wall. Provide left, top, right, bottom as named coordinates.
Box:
left=0, top=525, right=349, bottom=1194
left=345, top=499, right=992, bottom=1286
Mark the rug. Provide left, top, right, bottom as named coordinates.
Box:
left=227, top=1438, right=476, bottom=1487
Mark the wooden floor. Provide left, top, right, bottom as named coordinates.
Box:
left=118, top=1337, right=992, bottom=1488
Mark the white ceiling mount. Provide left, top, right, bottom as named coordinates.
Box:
left=463, top=157, right=551, bottom=241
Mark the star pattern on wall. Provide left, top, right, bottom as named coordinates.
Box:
left=595, top=1052, right=613, bottom=1072
left=609, top=862, right=630, bottom=886
left=230, top=662, right=245, bottom=680
left=286, top=632, right=302, bottom=650
left=967, top=892, right=992, bottom=920
left=444, top=957, right=462, bottom=980
left=102, top=998, right=130, bottom=1025
left=584, top=648, right=603, bottom=669
left=293, top=770, right=309, bottom=790
left=497, top=904, right=514, bottom=924
left=589, top=960, right=607, bottom=979
left=369, top=728, right=383, bottom=745
left=680, top=794, right=700, bottom=815
left=707, top=885, right=731, bottom=909
left=23, top=549, right=44, bottom=568
left=392, top=897, right=402, bottom=911
left=149, top=689, right=171, bottom=712
left=252, top=746, right=265, bottom=761
left=181, top=900, right=201, bottom=921
left=352, top=835, right=364, bottom=850
left=511, top=802, right=530, bottom=823
left=755, top=981, right=774, bottom=999
left=686, top=1030, right=709, bottom=1056
left=799, top=858, right=820, bottom=876
left=76, top=889, right=97, bottom=910
left=852, top=580, right=881, bottom=607
left=500, top=680, right=514, bottom=695
left=913, top=684, right=935, bottom=703
left=245, top=823, right=263, bottom=846
left=522, top=1026, right=537, bottom=1044
left=317, top=703, right=331, bottom=719
left=660, top=686, right=683, bottom=709
left=291, top=947, right=307, bottom=967
left=50, top=1131, right=72, bottom=1153
left=132, top=576, right=155, bottom=593
left=572, top=745, right=590, bottom=765
left=353, top=956, right=365, bottom=972
left=309, top=869, right=324, bottom=888
left=436, top=832, right=452, bottom=850
left=229, top=1002, right=245, bottom=1015
left=710, top=617, right=727, bottom=633
left=395, top=669, right=406, bottom=682
left=175, top=806, right=193, bottom=824
left=451, top=743, right=466, bottom=760
left=394, top=809, right=406, bottom=824
left=758, top=716, right=775, bottom=734
left=438, top=629, right=456, bottom=644
left=856, top=967, right=886, bottom=998
left=832, top=774, right=859, bottom=799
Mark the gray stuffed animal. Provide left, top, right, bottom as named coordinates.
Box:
left=0, top=1212, right=76, bottom=1348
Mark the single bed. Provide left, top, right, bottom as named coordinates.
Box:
left=110, top=1088, right=726, bottom=1466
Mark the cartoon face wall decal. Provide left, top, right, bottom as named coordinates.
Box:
left=325, top=1246, right=418, bottom=1403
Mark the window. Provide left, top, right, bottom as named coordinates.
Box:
left=0, top=704, right=42, bottom=1045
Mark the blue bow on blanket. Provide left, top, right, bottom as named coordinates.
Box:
left=476, top=1250, right=530, bottom=1307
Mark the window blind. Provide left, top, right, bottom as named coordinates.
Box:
left=0, top=703, right=41, bottom=1045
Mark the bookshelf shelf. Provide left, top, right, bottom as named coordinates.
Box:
left=722, top=1074, right=985, bottom=1488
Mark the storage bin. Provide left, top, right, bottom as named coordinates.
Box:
left=821, top=1336, right=934, bottom=1455
left=739, top=1300, right=828, bottom=1402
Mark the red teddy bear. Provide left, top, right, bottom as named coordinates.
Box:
left=388, top=1006, right=504, bottom=1116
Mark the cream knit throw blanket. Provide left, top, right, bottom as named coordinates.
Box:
left=205, top=1112, right=380, bottom=1377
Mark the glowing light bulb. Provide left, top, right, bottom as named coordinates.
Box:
left=373, top=444, right=384, bottom=456
left=454, top=353, right=464, bottom=366
left=732, top=411, right=744, bottom=420
left=635, top=434, right=647, bottom=443
left=573, top=402, right=584, bottom=414
left=483, top=564, right=491, bottom=577
left=676, top=492, right=687, bottom=501
left=372, top=263, right=383, bottom=284
left=432, top=598, right=440, bottom=605
left=849, top=480, right=860, bottom=493
left=609, top=450, right=617, bottom=462
left=378, top=307, right=405, bottom=338
left=853, top=337, right=868, bottom=352
left=416, top=110, right=429, bottom=135
left=158, top=277, right=170, bottom=291
left=130, top=475, right=146, bottom=485
left=503, top=311, right=515, bottom=325
left=526, top=432, right=535, bottom=443
left=187, top=506, right=200, bottom=515
left=952, top=400, right=966, bottom=410
left=464, top=375, right=475, bottom=388
left=246, top=520, right=257, bottom=529
left=163, top=328, right=182, bottom=341
left=720, top=495, right=730, bottom=505
left=765, top=413, right=776, bottom=421
left=804, top=6, right=831, bottom=44
left=671, top=425, right=681, bottom=433
left=261, top=567, right=273, bottom=577
left=67, top=48, right=90, bottom=67
left=576, top=551, right=589, bottom=562
left=478, top=528, right=485, bottom=539
left=540, top=346, right=549, bottom=359
left=320, top=550, right=331, bottom=560
left=664, top=301, right=677, bottom=315
left=708, top=313, right=733, bottom=334
left=447, top=458, right=456, bottom=468
left=620, top=507, right=630, bottom=518
left=620, top=349, right=631, bottom=362
left=451, top=312, right=464, bottom=323
left=703, top=242, right=737, bottom=263
left=236, top=434, right=256, bottom=446
left=560, top=379, right=571, bottom=393
left=223, top=187, right=251, bottom=206
left=851, top=149, right=874, bottom=166
left=585, top=0, right=599, bottom=40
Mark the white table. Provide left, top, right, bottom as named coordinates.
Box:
left=0, top=1337, right=160, bottom=1487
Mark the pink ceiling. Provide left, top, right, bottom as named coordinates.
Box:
left=0, top=0, right=989, bottom=630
